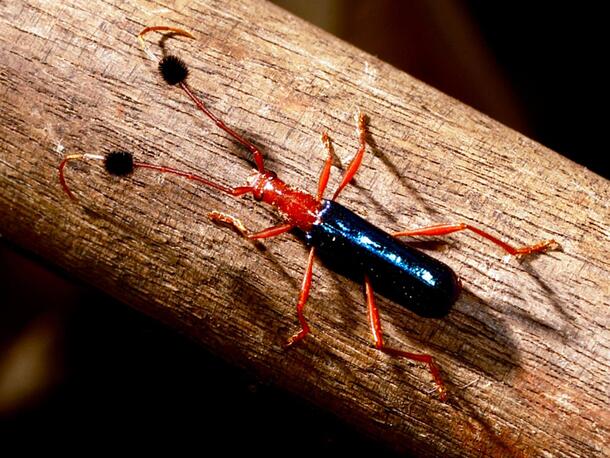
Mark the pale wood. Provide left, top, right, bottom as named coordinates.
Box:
left=0, top=1, right=608, bottom=456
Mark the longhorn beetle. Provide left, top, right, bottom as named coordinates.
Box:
left=59, top=26, right=560, bottom=401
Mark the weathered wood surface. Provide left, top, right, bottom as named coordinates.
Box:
left=0, top=0, right=608, bottom=456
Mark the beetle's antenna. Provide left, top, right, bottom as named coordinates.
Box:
left=59, top=151, right=253, bottom=201
left=137, top=26, right=195, bottom=62
left=59, top=153, right=105, bottom=200
left=138, top=26, right=266, bottom=173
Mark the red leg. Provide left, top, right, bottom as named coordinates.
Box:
left=393, top=223, right=560, bottom=256
left=316, top=132, right=334, bottom=201
left=331, top=112, right=367, bottom=201
left=364, top=275, right=447, bottom=401
left=208, top=211, right=293, bottom=239
left=285, top=247, right=316, bottom=347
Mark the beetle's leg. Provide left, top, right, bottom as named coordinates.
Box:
left=316, top=132, right=335, bottom=201
left=208, top=210, right=315, bottom=346
left=393, top=223, right=559, bottom=256
left=285, top=247, right=316, bottom=347
left=331, top=111, right=367, bottom=201
left=364, top=275, right=447, bottom=401
left=208, top=211, right=294, bottom=239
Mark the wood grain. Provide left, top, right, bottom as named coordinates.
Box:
left=0, top=0, right=608, bottom=456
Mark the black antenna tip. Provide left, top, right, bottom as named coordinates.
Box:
left=159, top=55, right=189, bottom=86
left=104, top=151, right=134, bottom=176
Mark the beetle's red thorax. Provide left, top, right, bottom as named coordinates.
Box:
left=251, top=172, right=320, bottom=230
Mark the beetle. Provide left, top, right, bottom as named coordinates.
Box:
left=59, top=26, right=559, bottom=400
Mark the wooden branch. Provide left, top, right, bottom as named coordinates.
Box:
left=1, top=0, right=608, bottom=456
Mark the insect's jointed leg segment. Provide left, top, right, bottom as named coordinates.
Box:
left=285, top=247, right=316, bottom=347
left=364, top=276, right=447, bottom=401
left=316, top=132, right=334, bottom=201
left=208, top=211, right=294, bottom=239
left=332, top=112, right=367, bottom=201
left=393, top=223, right=560, bottom=256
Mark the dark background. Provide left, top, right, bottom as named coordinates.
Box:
left=1, top=1, right=605, bottom=454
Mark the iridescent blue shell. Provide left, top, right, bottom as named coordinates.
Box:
left=306, top=200, right=460, bottom=317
